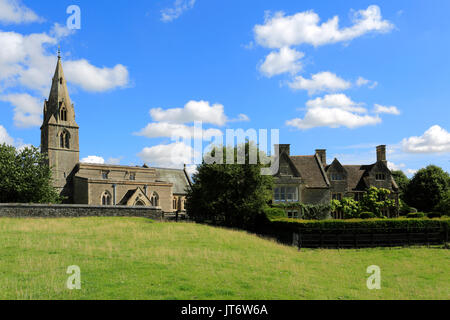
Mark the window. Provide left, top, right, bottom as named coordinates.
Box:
left=102, top=171, right=109, bottom=180
left=129, top=173, right=136, bottom=181
left=60, top=106, right=67, bottom=121
left=331, top=173, right=344, bottom=181
left=59, top=130, right=70, bottom=149
left=150, top=192, right=159, bottom=207
left=287, top=211, right=299, bottom=219
left=274, top=186, right=298, bottom=202
left=101, top=191, right=111, bottom=206
left=376, top=173, right=386, bottom=181
left=332, top=193, right=342, bottom=201
left=173, top=197, right=178, bottom=210
left=354, top=193, right=363, bottom=201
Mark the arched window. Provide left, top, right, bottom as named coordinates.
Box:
left=60, top=106, right=67, bottom=121
left=101, top=191, right=112, bottom=206
left=59, top=130, right=70, bottom=149
left=135, top=200, right=145, bottom=206
left=173, top=197, right=178, bottom=210
left=151, top=192, right=159, bottom=207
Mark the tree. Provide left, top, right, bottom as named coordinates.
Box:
left=391, top=170, right=409, bottom=201
left=0, top=144, right=61, bottom=204
left=359, top=187, right=396, bottom=218
left=405, top=165, right=449, bottom=212
left=186, top=142, right=273, bottom=230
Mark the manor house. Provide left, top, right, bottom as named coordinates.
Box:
left=40, top=54, right=191, bottom=213
left=274, top=144, right=399, bottom=218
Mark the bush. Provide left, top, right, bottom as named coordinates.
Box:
left=407, top=212, right=425, bottom=219
left=272, top=203, right=331, bottom=220
left=264, top=207, right=286, bottom=220
left=360, top=212, right=376, bottom=219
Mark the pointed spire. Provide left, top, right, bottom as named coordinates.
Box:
left=57, top=45, right=61, bottom=60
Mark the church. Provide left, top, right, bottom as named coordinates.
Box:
left=40, top=54, right=191, bottom=213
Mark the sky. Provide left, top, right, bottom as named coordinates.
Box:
left=0, top=0, right=449, bottom=176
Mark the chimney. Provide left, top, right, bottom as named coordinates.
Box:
left=376, top=145, right=387, bottom=164
left=316, top=149, right=327, bottom=166
left=275, top=144, right=290, bottom=157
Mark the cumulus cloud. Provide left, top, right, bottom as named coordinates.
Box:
left=387, top=161, right=406, bottom=171
left=138, top=142, right=199, bottom=168
left=0, top=0, right=43, bottom=24
left=259, top=47, right=304, bottom=77
left=0, top=93, right=42, bottom=127
left=80, top=156, right=105, bottom=164
left=374, top=104, right=400, bottom=115
left=136, top=122, right=222, bottom=140
left=288, top=71, right=351, bottom=95
left=356, top=76, right=378, bottom=89
left=150, top=100, right=228, bottom=126
left=402, top=125, right=450, bottom=154
left=254, top=5, right=394, bottom=49
left=286, top=93, right=381, bottom=130
left=0, top=124, right=14, bottom=145
left=64, top=60, right=129, bottom=92
left=161, top=0, right=196, bottom=22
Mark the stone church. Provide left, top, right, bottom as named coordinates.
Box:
left=41, top=54, right=191, bottom=213
left=274, top=144, right=399, bottom=218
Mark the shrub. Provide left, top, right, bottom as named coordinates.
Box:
left=427, top=212, right=442, bottom=219
left=407, top=212, right=425, bottom=219
left=264, top=207, right=286, bottom=220
left=360, top=212, right=376, bottom=219
left=272, top=203, right=331, bottom=220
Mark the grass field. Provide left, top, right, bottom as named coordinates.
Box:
left=0, top=217, right=448, bottom=300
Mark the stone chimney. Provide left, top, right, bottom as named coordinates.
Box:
left=376, top=145, right=387, bottom=164
left=276, top=144, right=290, bottom=157
left=316, top=149, right=327, bottom=166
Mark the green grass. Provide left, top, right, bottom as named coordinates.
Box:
left=0, top=217, right=448, bottom=300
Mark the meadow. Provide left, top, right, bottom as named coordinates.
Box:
left=0, top=217, right=448, bottom=300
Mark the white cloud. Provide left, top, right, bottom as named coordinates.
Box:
left=0, top=124, right=14, bottom=145
left=136, top=122, right=222, bottom=140
left=402, top=125, right=450, bottom=154
left=288, top=71, right=351, bottom=95
left=150, top=100, right=227, bottom=126
left=229, top=113, right=250, bottom=122
left=254, top=5, right=394, bottom=49
left=64, top=60, right=129, bottom=92
left=406, top=169, right=417, bottom=176
left=0, top=93, right=41, bottom=128
left=306, top=93, right=367, bottom=113
left=50, top=23, right=75, bottom=39
left=374, top=104, right=400, bottom=115
left=387, top=161, right=406, bottom=171
left=286, top=93, right=382, bottom=130
left=161, top=0, right=196, bottom=22
left=356, top=76, right=378, bottom=89
left=80, top=156, right=105, bottom=164
left=138, top=142, right=198, bottom=168
left=0, top=0, right=43, bottom=24
left=259, top=47, right=304, bottom=77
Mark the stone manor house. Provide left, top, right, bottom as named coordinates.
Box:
left=41, top=54, right=191, bottom=213
left=273, top=144, right=399, bottom=218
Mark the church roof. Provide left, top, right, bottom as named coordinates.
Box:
left=155, top=167, right=191, bottom=194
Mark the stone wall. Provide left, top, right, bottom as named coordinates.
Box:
left=0, top=203, right=162, bottom=220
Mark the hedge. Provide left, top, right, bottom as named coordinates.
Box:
left=268, top=217, right=450, bottom=235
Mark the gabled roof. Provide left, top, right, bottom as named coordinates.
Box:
left=154, top=167, right=191, bottom=194
left=290, top=155, right=329, bottom=188
left=118, top=187, right=152, bottom=206
left=341, top=165, right=373, bottom=191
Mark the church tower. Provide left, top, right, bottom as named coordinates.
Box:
left=41, top=50, right=79, bottom=201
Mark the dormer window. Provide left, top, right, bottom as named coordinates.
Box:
left=331, top=173, right=344, bottom=181
left=102, top=171, right=109, bottom=180
left=60, top=106, right=67, bottom=121
left=129, top=173, right=136, bottom=181
left=60, top=78, right=63, bottom=85
left=376, top=173, right=386, bottom=181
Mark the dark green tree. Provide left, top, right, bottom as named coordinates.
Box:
left=391, top=170, right=409, bottom=201
left=404, top=165, right=449, bottom=212
left=0, top=144, right=61, bottom=204
left=186, top=142, right=273, bottom=230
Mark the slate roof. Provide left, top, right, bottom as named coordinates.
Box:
left=154, top=168, right=191, bottom=195
left=342, top=165, right=373, bottom=191
left=290, top=156, right=329, bottom=188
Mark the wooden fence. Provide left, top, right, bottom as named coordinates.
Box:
left=292, top=226, right=448, bottom=249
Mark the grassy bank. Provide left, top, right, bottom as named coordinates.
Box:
left=0, top=217, right=448, bottom=300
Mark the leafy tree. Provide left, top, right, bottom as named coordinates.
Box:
left=434, top=190, right=450, bottom=215
left=186, top=142, right=273, bottom=230
left=405, top=165, right=449, bottom=212
left=391, top=170, right=409, bottom=201
left=359, top=187, right=396, bottom=217
left=331, top=197, right=359, bottom=219
left=0, top=144, right=61, bottom=204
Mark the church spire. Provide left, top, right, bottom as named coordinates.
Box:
left=43, top=50, right=77, bottom=126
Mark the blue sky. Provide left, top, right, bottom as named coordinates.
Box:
left=0, top=0, right=449, bottom=176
